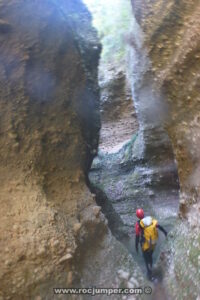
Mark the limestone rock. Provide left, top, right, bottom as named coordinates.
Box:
left=130, top=1, right=200, bottom=298
left=59, top=254, right=73, bottom=264
left=92, top=205, right=101, bottom=217
left=73, top=222, right=82, bottom=234
left=0, top=0, right=101, bottom=299
left=117, top=270, right=130, bottom=280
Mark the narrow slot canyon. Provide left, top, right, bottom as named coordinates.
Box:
left=85, top=0, right=180, bottom=297
left=0, top=1, right=200, bottom=300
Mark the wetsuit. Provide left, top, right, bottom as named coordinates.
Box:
left=135, top=219, right=167, bottom=277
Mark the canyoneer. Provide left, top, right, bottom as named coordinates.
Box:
left=135, top=208, right=167, bottom=279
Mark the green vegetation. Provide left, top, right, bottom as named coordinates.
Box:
left=84, top=0, right=132, bottom=69
left=95, top=133, right=138, bottom=166
left=122, top=133, right=138, bottom=162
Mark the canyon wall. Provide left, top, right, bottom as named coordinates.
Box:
left=0, top=0, right=147, bottom=300
left=0, top=0, right=100, bottom=298
left=130, top=0, right=200, bottom=298
left=131, top=0, right=200, bottom=217
left=0, top=1, right=145, bottom=299
left=99, top=68, right=138, bottom=153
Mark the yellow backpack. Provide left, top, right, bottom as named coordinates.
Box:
left=140, top=217, right=158, bottom=251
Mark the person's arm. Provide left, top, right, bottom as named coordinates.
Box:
left=135, top=222, right=141, bottom=253
left=157, top=224, right=167, bottom=237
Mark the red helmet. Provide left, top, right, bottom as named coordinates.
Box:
left=136, top=208, right=144, bottom=219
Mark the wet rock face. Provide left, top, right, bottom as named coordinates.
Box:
left=131, top=0, right=200, bottom=216
left=130, top=1, right=200, bottom=298
left=0, top=0, right=104, bottom=298
left=90, top=129, right=179, bottom=239
left=99, top=67, right=138, bottom=153
left=101, top=71, right=135, bottom=116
